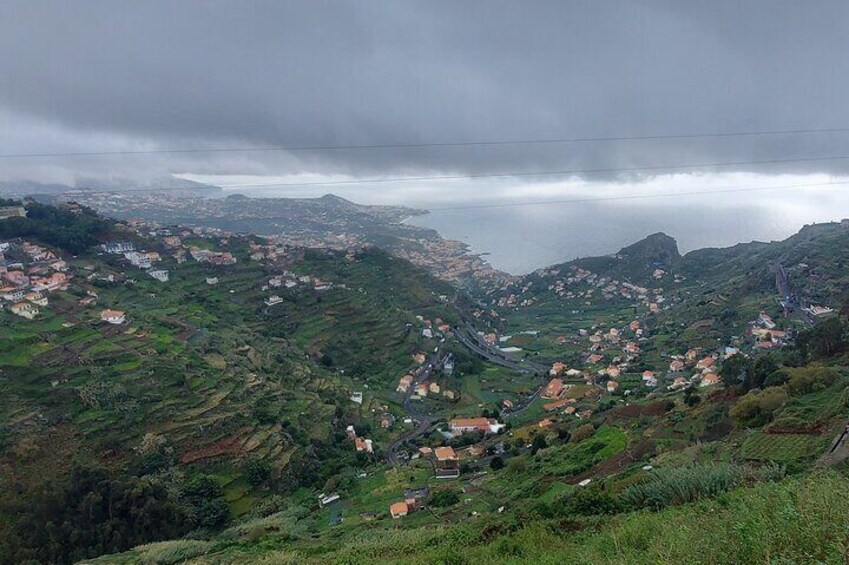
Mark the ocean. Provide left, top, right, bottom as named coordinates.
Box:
left=208, top=172, right=849, bottom=275
left=406, top=189, right=849, bottom=274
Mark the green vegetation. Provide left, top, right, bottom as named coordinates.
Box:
left=620, top=462, right=783, bottom=510
left=6, top=205, right=849, bottom=564
left=739, top=433, right=821, bottom=462
left=0, top=201, right=113, bottom=253
left=86, top=472, right=849, bottom=564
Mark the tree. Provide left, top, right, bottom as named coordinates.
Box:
left=242, top=459, right=272, bottom=487
left=530, top=434, right=548, bottom=455
left=721, top=354, right=751, bottom=388
left=683, top=387, right=701, bottom=407
left=798, top=317, right=847, bottom=359
left=748, top=357, right=780, bottom=391
left=182, top=475, right=230, bottom=529
left=430, top=489, right=460, bottom=507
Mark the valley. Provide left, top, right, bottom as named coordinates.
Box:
left=1, top=200, right=849, bottom=564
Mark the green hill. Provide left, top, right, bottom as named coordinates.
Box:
left=0, top=203, right=458, bottom=564
left=5, top=204, right=849, bottom=565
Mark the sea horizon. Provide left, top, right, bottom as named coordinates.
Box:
left=406, top=192, right=849, bottom=275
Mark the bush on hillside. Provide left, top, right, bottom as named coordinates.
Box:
left=797, top=317, right=847, bottom=359
left=621, top=464, right=741, bottom=510
left=430, top=489, right=461, bottom=507
left=730, top=387, right=788, bottom=428
left=785, top=367, right=838, bottom=396
left=571, top=423, right=595, bottom=443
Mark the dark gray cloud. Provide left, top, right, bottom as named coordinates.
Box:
left=1, top=0, right=849, bottom=185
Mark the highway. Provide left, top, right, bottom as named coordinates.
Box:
left=453, top=325, right=547, bottom=374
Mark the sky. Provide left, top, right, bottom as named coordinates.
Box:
left=1, top=1, right=849, bottom=206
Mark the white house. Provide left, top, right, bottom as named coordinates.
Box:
left=102, top=242, right=135, bottom=254
left=100, top=309, right=126, bottom=325
left=2, top=289, right=25, bottom=302
left=10, top=302, right=38, bottom=319
left=148, top=269, right=169, bottom=282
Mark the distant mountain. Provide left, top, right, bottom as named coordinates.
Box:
left=0, top=176, right=222, bottom=197
left=0, top=180, right=78, bottom=195
left=75, top=176, right=223, bottom=195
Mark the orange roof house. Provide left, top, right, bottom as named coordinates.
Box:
left=449, top=418, right=504, bottom=434
left=100, top=309, right=126, bottom=324
left=390, top=501, right=409, bottom=519
left=542, top=378, right=565, bottom=398
left=696, top=356, right=716, bottom=370
left=700, top=373, right=721, bottom=387
left=549, top=362, right=567, bottom=376
left=434, top=446, right=458, bottom=461
left=669, top=360, right=685, bottom=372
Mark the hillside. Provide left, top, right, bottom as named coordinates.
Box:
left=4, top=204, right=849, bottom=565
left=0, top=202, right=463, bottom=564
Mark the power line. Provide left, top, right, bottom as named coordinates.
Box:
left=190, top=154, right=849, bottom=190
left=34, top=153, right=849, bottom=196
left=2, top=126, right=849, bottom=159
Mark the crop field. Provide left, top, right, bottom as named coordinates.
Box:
left=738, top=432, right=823, bottom=462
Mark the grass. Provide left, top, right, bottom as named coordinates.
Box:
left=92, top=472, right=849, bottom=564
left=534, top=425, right=628, bottom=477
left=620, top=462, right=751, bottom=510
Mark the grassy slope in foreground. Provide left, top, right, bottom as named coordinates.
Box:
left=86, top=471, right=849, bottom=564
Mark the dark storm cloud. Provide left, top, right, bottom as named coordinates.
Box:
left=1, top=0, right=849, bottom=183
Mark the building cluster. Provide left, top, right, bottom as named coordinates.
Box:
left=395, top=319, right=457, bottom=401
left=748, top=310, right=792, bottom=351
left=666, top=348, right=727, bottom=390
left=496, top=265, right=668, bottom=315
left=392, top=236, right=510, bottom=289
left=0, top=240, right=69, bottom=319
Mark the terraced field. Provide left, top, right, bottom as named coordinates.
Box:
left=739, top=432, right=824, bottom=462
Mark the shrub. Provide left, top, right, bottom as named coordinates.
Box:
left=243, top=459, right=273, bottom=487
left=564, top=485, right=623, bottom=516
left=135, top=540, right=211, bottom=565
left=430, top=489, right=461, bottom=507
left=571, top=423, right=595, bottom=443
left=785, top=367, right=838, bottom=396
left=730, top=387, right=788, bottom=428
left=621, top=463, right=744, bottom=510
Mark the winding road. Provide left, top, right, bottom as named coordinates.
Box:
left=384, top=320, right=550, bottom=465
